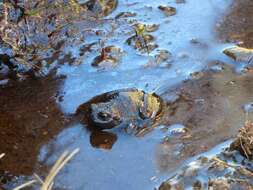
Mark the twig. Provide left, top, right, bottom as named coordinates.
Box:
left=12, top=148, right=80, bottom=190
left=212, top=157, right=253, bottom=177
left=41, top=148, right=80, bottom=190
left=33, top=173, right=44, bottom=184
left=239, top=136, right=250, bottom=160
left=12, top=180, right=37, bottom=190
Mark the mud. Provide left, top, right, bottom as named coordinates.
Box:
left=0, top=74, right=68, bottom=176
left=156, top=63, right=253, bottom=171
left=217, top=0, right=253, bottom=48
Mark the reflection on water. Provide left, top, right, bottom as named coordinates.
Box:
left=37, top=0, right=235, bottom=190
left=38, top=124, right=164, bottom=190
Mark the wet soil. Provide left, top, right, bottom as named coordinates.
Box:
left=156, top=63, right=253, bottom=171
left=217, top=0, right=253, bottom=48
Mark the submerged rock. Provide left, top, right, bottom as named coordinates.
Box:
left=76, top=88, right=163, bottom=134
left=144, top=49, right=172, bottom=68
left=126, top=34, right=158, bottom=53
left=126, top=23, right=159, bottom=53
left=91, top=45, right=124, bottom=68
left=115, top=11, right=137, bottom=19
left=158, top=5, right=177, bottom=17
left=223, top=46, right=253, bottom=64
left=145, top=24, right=160, bottom=33
left=155, top=49, right=171, bottom=64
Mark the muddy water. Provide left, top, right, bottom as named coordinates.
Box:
left=1, top=0, right=253, bottom=190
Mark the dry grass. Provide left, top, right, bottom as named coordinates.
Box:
left=212, top=157, right=253, bottom=177
left=0, top=153, right=5, bottom=159
left=230, top=121, right=253, bottom=160
left=12, top=148, right=80, bottom=190
left=13, top=180, right=38, bottom=190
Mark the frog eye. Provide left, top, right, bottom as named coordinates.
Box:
left=97, top=112, right=112, bottom=121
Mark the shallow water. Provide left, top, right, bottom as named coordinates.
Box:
left=33, top=0, right=237, bottom=190
left=58, top=0, right=233, bottom=113
left=2, top=0, right=253, bottom=190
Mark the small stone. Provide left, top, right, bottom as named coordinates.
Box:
left=155, top=50, right=171, bottom=64
left=243, top=102, right=253, bottom=113
left=0, top=79, right=9, bottom=86
left=158, top=5, right=177, bottom=16
left=193, top=180, right=202, bottom=190
left=91, top=46, right=124, bottom=68
left=190, top=71, right=204, bottom=79
left=84, top=0, right=118, bottom=16
left=208, top=179, right=230, bottom=190
left=146, top=24, right=160, bottom=33
left=223, top=46, right=253, bottom=64
left=159, top=182, right=172, bottom=190
left=126, top=34, right=157, bottom=53
left=115, top=12, right=137, bottom=19
left=167, top=124, right=187, bottom=137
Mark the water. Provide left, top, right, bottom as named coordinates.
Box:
left=57, top=0, right=233, bottom=114
left=35, top=1, right=236, bottom=190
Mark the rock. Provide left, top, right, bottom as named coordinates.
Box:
left=144, top=49, right=171, bottom=68
left=91, top=45, right=124, bottom=68
left=223, top=46, right=253, bottom=64
left=243, top=102, right=253, bottom=113
left=115, top=12, right=137, bottom=19
left=126, top=34, right=158, bottom=53
left=159, top=182, right=172, bottom=190
left=208, top=179, right=230, bottom=190
left=0, top=79, right=9, bottom=86
left=126, top=23, right=159, bottom=53
left=84, top=0, right=118, bottom=16
left=158, top=5, right=177, bottom=17
left=76, top=88, right=163, bottom=134
left=145, top=24, right=160, bottom=33
left=155, top=49, right=171, bottom=64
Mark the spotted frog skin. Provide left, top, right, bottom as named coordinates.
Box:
left=76, top=88, right=163, bottom=134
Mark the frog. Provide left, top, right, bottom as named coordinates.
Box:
left=75, top=88, right=163, bottom=136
